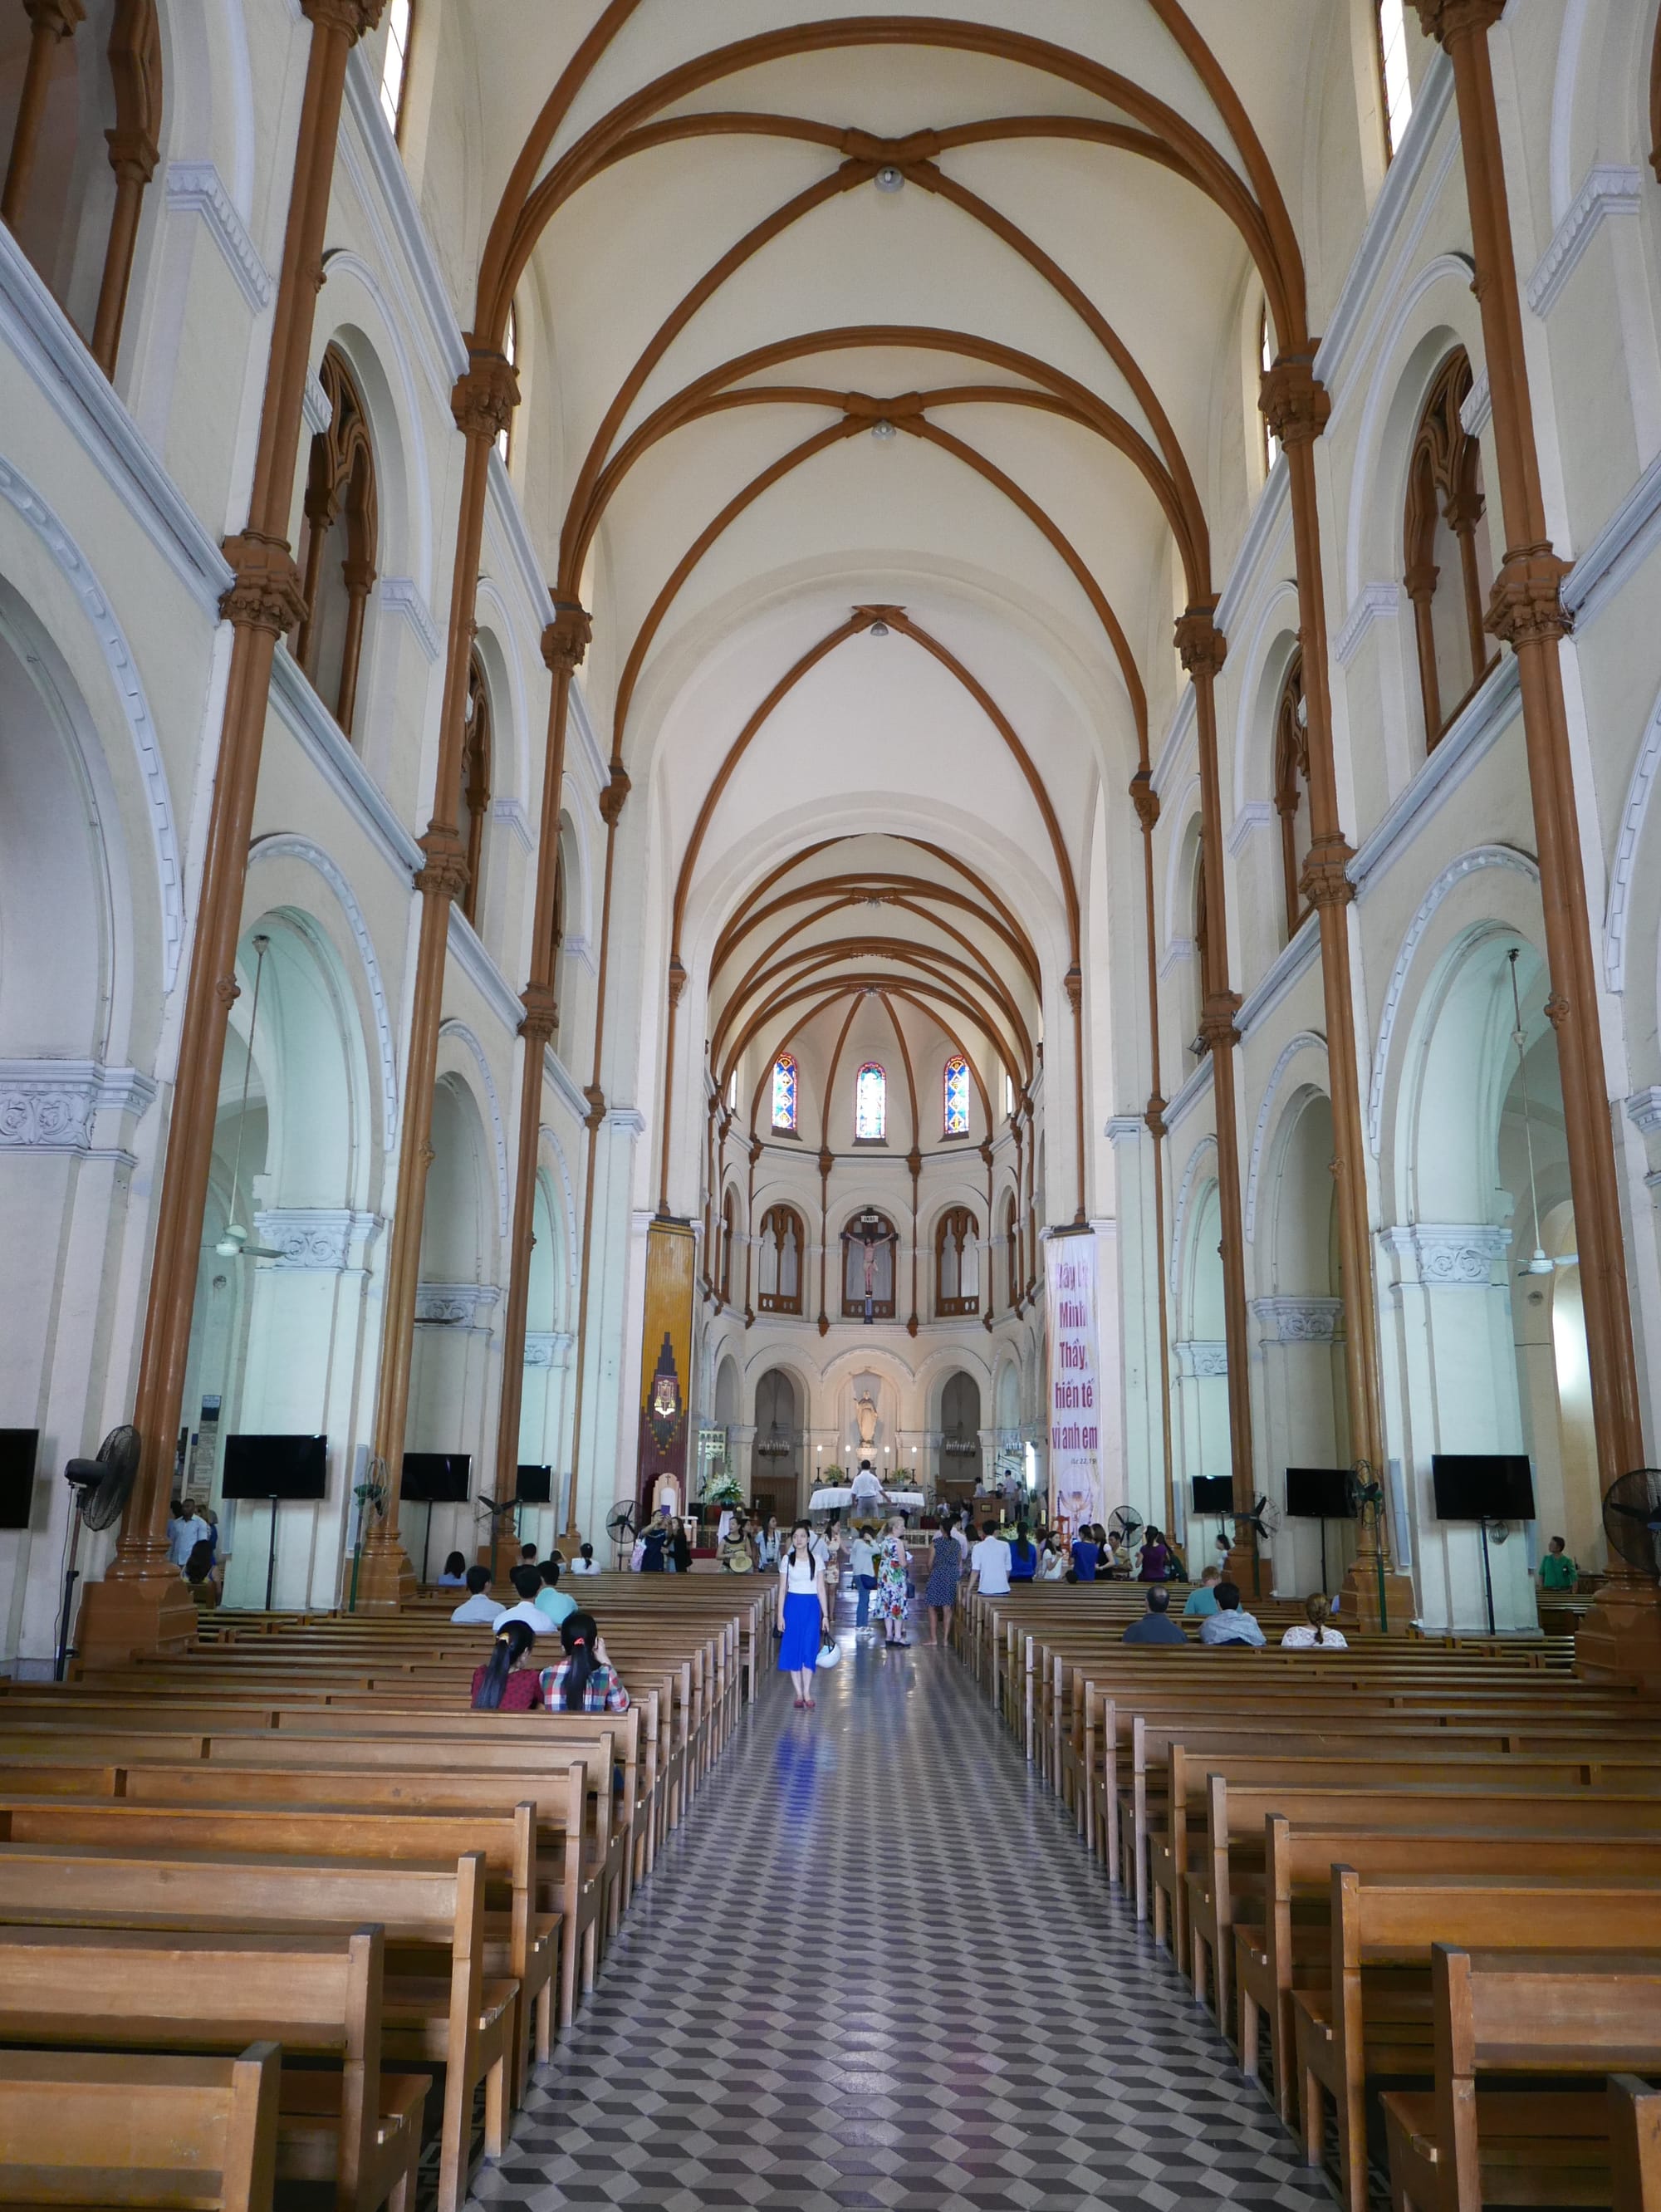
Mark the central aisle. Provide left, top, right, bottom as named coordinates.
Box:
left=470, top=1627, right=1335, bottom=2211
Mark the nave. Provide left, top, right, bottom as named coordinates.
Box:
left=472, top=1621, right=1331, bottom=2212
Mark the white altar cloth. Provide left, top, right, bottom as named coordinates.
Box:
left=808, top=1487, right=924, bottom=1514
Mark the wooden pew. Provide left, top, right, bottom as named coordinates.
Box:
left=1380, top=1945, right=1661, bottom=2211
left=1611, top=2076, right=1661, bottom=2212
left=0, top=2043, right=283, bottom=2212
left=1291, top=1871, right=1661, bottom=2212
left=0, top=1924, right=424, bottom=2212
left=0, top=1841, right=515, bottom=2212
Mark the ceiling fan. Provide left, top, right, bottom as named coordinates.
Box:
left=1507, top=948, right=1575, bottom=1279
left=214, top=934, right=282, bottom=1262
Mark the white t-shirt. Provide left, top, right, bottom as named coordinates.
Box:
left=168, top=1513, right=209, bottom=1567
left=971, top=1535, right=1013, bottom=1596
left=569, top=1557, right=601, bottom=1575
left=783, top=1555, right=819, bottom=1594
left=449, top=1592, right=501, bottom=1624
left=951, top=1526, right=970, bottom=1559
left=1280, top=1623, right=1349, bottom=1649
left=810, top=1533, right=830, bottom=1567
left=850, top=1536, right=876, bottom=1577
left=492, top=1600, right=547, bottom=1635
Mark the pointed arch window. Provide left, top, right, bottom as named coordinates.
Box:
left=1272, top=649, right=1312, bottom=942
left=1004, top=1191, right=1021, bottom=1308
left=497, top=301, right=517, bottom=464
left=1260, top=303, right=1280, bottom=474
left=771, top=1052, right=798, bottom=1134
left=1404, top=349, right=1497, bottom=753
left=936, top=1207, right=980, bottom=1317
left=296, top=346, right=378, bottom=742
left=1376, top=0, right=1414, bottom=160
left=757, top=1204, right=805, bottom=1315
left=380, top=0, right=414, bottom=139
left=943, top=1055, right=970, bottom=1137
left=460, top=651, right=491, bottom=929
left=718, top=1189, right=737, bottom=1306
left=855, top=1062, right=886, bottom=1143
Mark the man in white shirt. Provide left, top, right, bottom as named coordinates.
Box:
left=970, top=1524, right=1012, bottom=1599
left=491, top=1562, right=551, bottom=1636
left=167, top=1499, right=209, bottom=1570
left=448, top=1565, right=501, bottom=1624
left=849, top=1527, right=878, bottom=1628
left=1198, top=1581, right=1267, bottom=1647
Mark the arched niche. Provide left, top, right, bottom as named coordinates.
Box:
left=749, top=1365, right=801, bottom=1523
left=938, top=1369, right=983, bottom=1500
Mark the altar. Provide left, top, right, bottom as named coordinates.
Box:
left=808, top=1486, right=924, bottom=1517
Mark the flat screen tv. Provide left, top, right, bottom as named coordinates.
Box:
left=1285, top=1467, right=1355, bottom=1520
left=1191, top=1475, right=1233, bottom=1514
left=515, top=1464, right=552, bottom=1505
left=401, top=1452, right=471, bottom=1505
left=222, top=1434, right=327, bottom=1501
left=0, top=1428, right=38, bottom=1530
left=1432, top=1453, right=1535, bottom=1523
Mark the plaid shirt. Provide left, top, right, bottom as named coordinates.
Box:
left=539, top=1657, right=630, bottom=1713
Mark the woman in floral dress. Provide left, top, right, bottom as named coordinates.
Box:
left=876, top=1515, right=911, bottom=1646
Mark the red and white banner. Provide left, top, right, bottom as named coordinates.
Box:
left=1046, top=1231, right=1100, bottom=1532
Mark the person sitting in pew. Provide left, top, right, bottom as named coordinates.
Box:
left=436, top=1550, right=468, bottom=1588
left=533, top=1556, right=577, bottom=1631
left=1280, top=1592, right=1348, bottom=1649
left=1122, top=1586, right=1188, bottom=1646
left=1198, top=1581, right=1265, bottom=1647
left=493, top=1562, right=552, bottom=1635
left=449, top=1564, right=501, bottom=1624
left=1183, top=1566, right=1222, bottom=1619
left=541, top=1611, right=630, bottom=1714
left=570, top=1542, right=600, bottom=1576
left=472, top=1617, right=542, bottom=1709
left=519, top=1543, right=538, bottom=1567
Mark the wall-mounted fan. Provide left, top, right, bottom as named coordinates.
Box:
left=1603, top=1469, right=1661, bottom=1580
left=1507, top=949, right=1575, bottom=1279
left=56, top=1424, right=141, bottom=1679
left=214, top=934, right=282, bottom=1262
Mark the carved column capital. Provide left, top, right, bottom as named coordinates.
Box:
left=1144, top=1093, right=1168, bottom=1141
left=1129, top=766, right=1160, bottom=832
left=518, top=982, right=558, bottom=1044
left=582, top=1083, right=607, bottom=1132
left=1486, top=544, right=1575, bottom=649
left=1198, top=994, right=1242, bottom=1054
left=1402, top=560, right=1439, bottom=606
left=414, top=826, right=469, bottom=904
left=817, top=1145, right=835, bottom=1180
left=1173, top=606, right=1227, bottom=680
left=1301, top=836, right=1357, bottom=912
left=1063, top=964, right=1082, bottom=1015
left=105, top=125, right=159, bottom=184
left=541, top=600, right=591, bottom=676
left=1411, top=0, right=1505, bottom=47
left=1259, top=354, right=1332, bottom=449
left=451, top=351, right=519, bottom=444
left=300, top=0, right=385, bottom=43
left=23, top=0, right=84, bottom=35
left=598, top=764, right=632, bottom=827
left=219, top=532, right=306, bottom=635
left=667, top=957, right=688, bottom=1008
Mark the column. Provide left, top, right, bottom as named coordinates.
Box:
left=1261, top=356, right=1414, bottom=1630
left=1414, top=0, right=1655, bottom=1682
left=1129, top=765, right=1176, bottom=1535
left=1, top=0, right=84, bottom=231
left=1252, top=1296, right=1347, bottom=1597
left=78, top=0, right=384, bottom=1670
left=355, top=344, right=519, bottom=1611
left=1175, top=608, right=1259, bottom=1590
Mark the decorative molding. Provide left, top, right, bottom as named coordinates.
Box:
left=1105, top=1116, right=1144, bottom=1146
left=252, top=1207, right=379, bottom=1268
left=1526, top=165, right=1644, bottom=320
left=1158, top=933, right=1195, bottom=982
left=541, top=1044, right=591, bottom=1128
left=605, top=1107, right=647, bottom=1139
left=1235, top=911, right=1321, bottom=1041
left=1349, top=654, right=1521, bottom=898
left=1164, top=1052, right=1215, bottom=1138
left=561, top=929, right=597, bottom=978
left=247, top=833, right=399, bottom=1150
left=438, top=1019, right=511, bottom=1241
left=1168, top=1133, right=1218, bottom=1302
left=1243, top=1031, right=1328, bottom=1241
left=446, top=906, right=527, bottom=1039
left=341, top=50, right=468, bottom=387
left=1149, top=684, right=1196, bottom=801
left=0, top=1059, right=155, bottom=1155
left=1604, top=686, right=1661, bottom=993
left=492, top=796, right=534, bottom=854
left=164, top=159, right=272, bottom=312
left=378, top=575, right=440, bottom=663
left=1173, top=1338, right=1228, bottom=1379
left=1227, top=801, right=1273, bottom=856
left=1378, top=1223, right=1512, bottom=1285
left=268, top=644, right=424, bottom=879
left=1564, top=442, right=1661, bottom=632
left=1626, top=1089, right=1661, bottom=1137
left=1334, top=581, right=1401, bottom=667
left=523, top=1330, right=575, bottom=1369
left=414, top=1280, right=501, bottom=1327
left=566, top=677, right=609, bottom=797
left=0, top=461, right=185, bottom=989
left=1366, top=845, right=1541, bottom=1155
left=301, top=366, right=331, bottom=437
left=0, top=226, right=231, bottom=614
left=1252, top=1296, right=1343, bottom=1343
left=1458, top=365, right=1492, bottom=440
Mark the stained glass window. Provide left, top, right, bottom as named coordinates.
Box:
left=855, top=1062, right=886, bottom=1142
left=771, top=1053, right=797, bottom=1133
left=943, top=1056, right=969, bottom=1136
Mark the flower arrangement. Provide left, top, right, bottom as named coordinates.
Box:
left=699, top=1470, right=745, bottom=1509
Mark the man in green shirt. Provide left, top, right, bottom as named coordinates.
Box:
left=1182, top=1566, right=1222, bottom=1618
left=1539, top=1536, right=1577, bottom=1592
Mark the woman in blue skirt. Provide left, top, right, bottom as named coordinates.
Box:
left=777, top=1521, right=829, bottom=1708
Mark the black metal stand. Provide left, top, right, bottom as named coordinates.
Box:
left=419, top=1504, right=434, bottom=1587
left=54, top=1504, right=84, bottom=1681
left=264, top=1495, right=280, bottom=1611
left=1478, top=1518, right=1497, bottom=1637
left=1319, top=1518, right=1328, bottom=1592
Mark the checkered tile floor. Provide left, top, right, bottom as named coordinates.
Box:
left=465, top=1607, right=1337, bottom=2210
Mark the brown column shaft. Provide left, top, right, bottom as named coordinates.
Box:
left=1178, top=610, right=1256, bottom=1540
left=112, top=0, right=377, bottom=1582
left=363, top=350, right=519, bottom=1569
left=1404, top=565, right=1443, bottom=743
left=490, top=603, right=590, bottom=1515
left=90, top=130, right=157, bottom=376
left=2, top=0, right=84, bottom=232
left=1418, top=0, right=1645, bottom=1498
left=1130, top=767, right=1176, bottom=1538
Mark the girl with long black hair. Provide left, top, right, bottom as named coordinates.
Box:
left=540, top=1611, right=631, bottom=1712
left=471, top=1617, right=541, bottom=1709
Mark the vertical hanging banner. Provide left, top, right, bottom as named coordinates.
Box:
left=1046, top=1229, right=1101, bottom=1532
left=637, top=1219, right=696, bottom=1513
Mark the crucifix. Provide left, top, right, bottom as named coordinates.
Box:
left=840, top=1207, right=896, bottom=1324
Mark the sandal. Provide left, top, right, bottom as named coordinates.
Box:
left=804, top=1695, right=816, bottom=1708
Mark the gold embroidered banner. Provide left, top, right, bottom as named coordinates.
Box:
left=636, top=1217, right=697, bottom=1511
